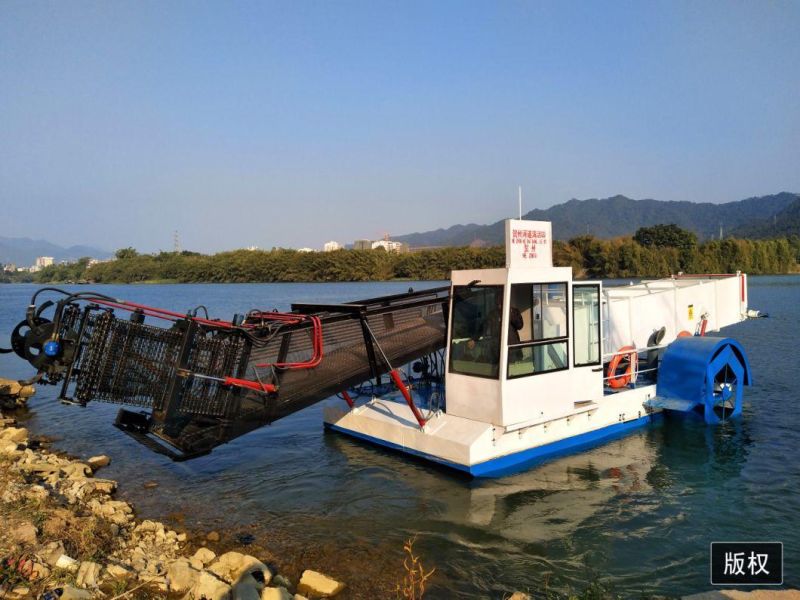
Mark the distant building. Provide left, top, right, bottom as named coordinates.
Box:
left=35, top=256, right=54, bottom=268
left=371, top=239, right=409, bottom=253
left=353, top=235, right=408, bottom=253
left=323, top=241, right=342, bottom=252
left=297, top=247, right=315, bottom=253
left=245, top=245, right=260, bottom=251
left=2, top=263, right=16, bottom=273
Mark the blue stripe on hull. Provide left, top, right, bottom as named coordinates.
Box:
left=324, top=412, right=662, bottom=478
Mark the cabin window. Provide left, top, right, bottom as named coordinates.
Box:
left=449, top=285, right=503, bottom=379
left=573, top=284, right=601, bottom=366
left=507, top=282, right=569, bottom=378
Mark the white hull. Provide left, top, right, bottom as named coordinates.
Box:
left=324, top=385, right=661, bottom=477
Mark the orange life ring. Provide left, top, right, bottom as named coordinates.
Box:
left=677, top=330, right=692, bottom=338
left=607, top=345, right=638, bottom=389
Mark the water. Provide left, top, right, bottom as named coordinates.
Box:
left=1, top=278, right=798, bottom=597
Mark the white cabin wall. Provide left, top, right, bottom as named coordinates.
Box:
left=445, top=373, right=504, bottom=424
left=604, top=275, right=748, bottom=352
left=501, top=369, right=575, bottom=426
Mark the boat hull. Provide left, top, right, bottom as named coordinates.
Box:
left=323, top=384, right=661, bottom=477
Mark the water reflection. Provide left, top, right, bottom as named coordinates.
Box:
left=328, top=423, right=663, bottom=539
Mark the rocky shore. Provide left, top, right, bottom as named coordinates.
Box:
left=0, top=412, right=345, bottom=600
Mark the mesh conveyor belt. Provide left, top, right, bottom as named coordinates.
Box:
left=263, top=312, right=445, bottom=420
left=156, top=308, right=446, bottom=456
left=18, top=284, right=449, bottom=459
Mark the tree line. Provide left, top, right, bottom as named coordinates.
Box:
left=4, top=224, right=799, bottom=284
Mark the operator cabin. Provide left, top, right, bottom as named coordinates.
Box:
left=446, top=219, right=602, bottom=428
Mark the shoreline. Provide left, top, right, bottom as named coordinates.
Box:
left=0, top=410, right=350, bottom=600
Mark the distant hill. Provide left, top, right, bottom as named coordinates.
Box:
left=731, top=196, right=800, bottom=238
left=395, top=192, right=800, bottom=247
left=0, top=236, right=111, bottom=267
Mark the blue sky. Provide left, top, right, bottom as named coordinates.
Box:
left=1, top=1, right=798, bottom=252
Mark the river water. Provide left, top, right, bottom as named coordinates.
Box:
left=0, top=278, right=797, bottom=598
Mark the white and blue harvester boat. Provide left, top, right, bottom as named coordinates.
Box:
left=7, top=219, right=758, bottom=476
left=323, top=219, right=755, bottom=476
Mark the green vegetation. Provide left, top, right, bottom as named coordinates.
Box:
left=3, top=225, right=798, bottom=285
left=556, top=233, right=797, bottom=278
left=632, top=223, right=697, bottom=250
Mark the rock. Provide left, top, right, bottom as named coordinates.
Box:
left=296, top=570, right=344, bottom=598
left=262, top=588, right=293, bottom=600
left=55, top=554, right=80, bottom=572
left=208, top=551, right=272, bottom=586
left=19, top=462, right=59, bottom=479
left=143, top=480, right=159, bottom=489
left=59, top=586, right=92, bottom=600
left=137, top=519, right=157, bottom=532
left=0, top=427, right=29, bottom=443
left=39, top=541, right=66, bottom=567
left=192, top=570, right=232, bottom=600
left=86, top=478, right=116, bottom=495
left=23, top=484, right=48, bottom=501
left=293, top=595, right=309, bottom=600
left=11, top=522, right=38, bottom=546
left=177, top=532, right=188, bottom=542
left=7, top=585, right=30, bottom=599
left=61, top=462, right=92, bottom=479
left=272, top=575, right=292, bottom=590
left=143, top=558, right=163, bottom=575
left=193, top=547, right=217, bottom=565
left=167, top=559, right=199, bottom=593
left=106, top=563, right=134, bottom=579
left=1, top=483, right=23, bottom=503
left=154, top=576, right=169, bottom=592
left=207, top=530, right=221, bottom=542
left=87, top=455, right=110, bottom=470
left=508, top=593, right=531, bottom=600
left=1, top=441, right=20, bottom=454
left=75, top=561, right=102, bottom=588
left=28, top=561, right=50, bottom=581
left=0, top=379, right=23, bottom=396
left=130, top=554, right=147, bottom=572
left=189, top=557, right=204, bottom=570
left=107, top=510, right=132, bottom=526
left=233, top=580, right=262, bottom=600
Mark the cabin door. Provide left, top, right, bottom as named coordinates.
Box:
left=572, top=283, right=604, bottom=397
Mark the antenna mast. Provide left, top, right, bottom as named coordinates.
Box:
left=518, top=186, right=522, bottom=219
